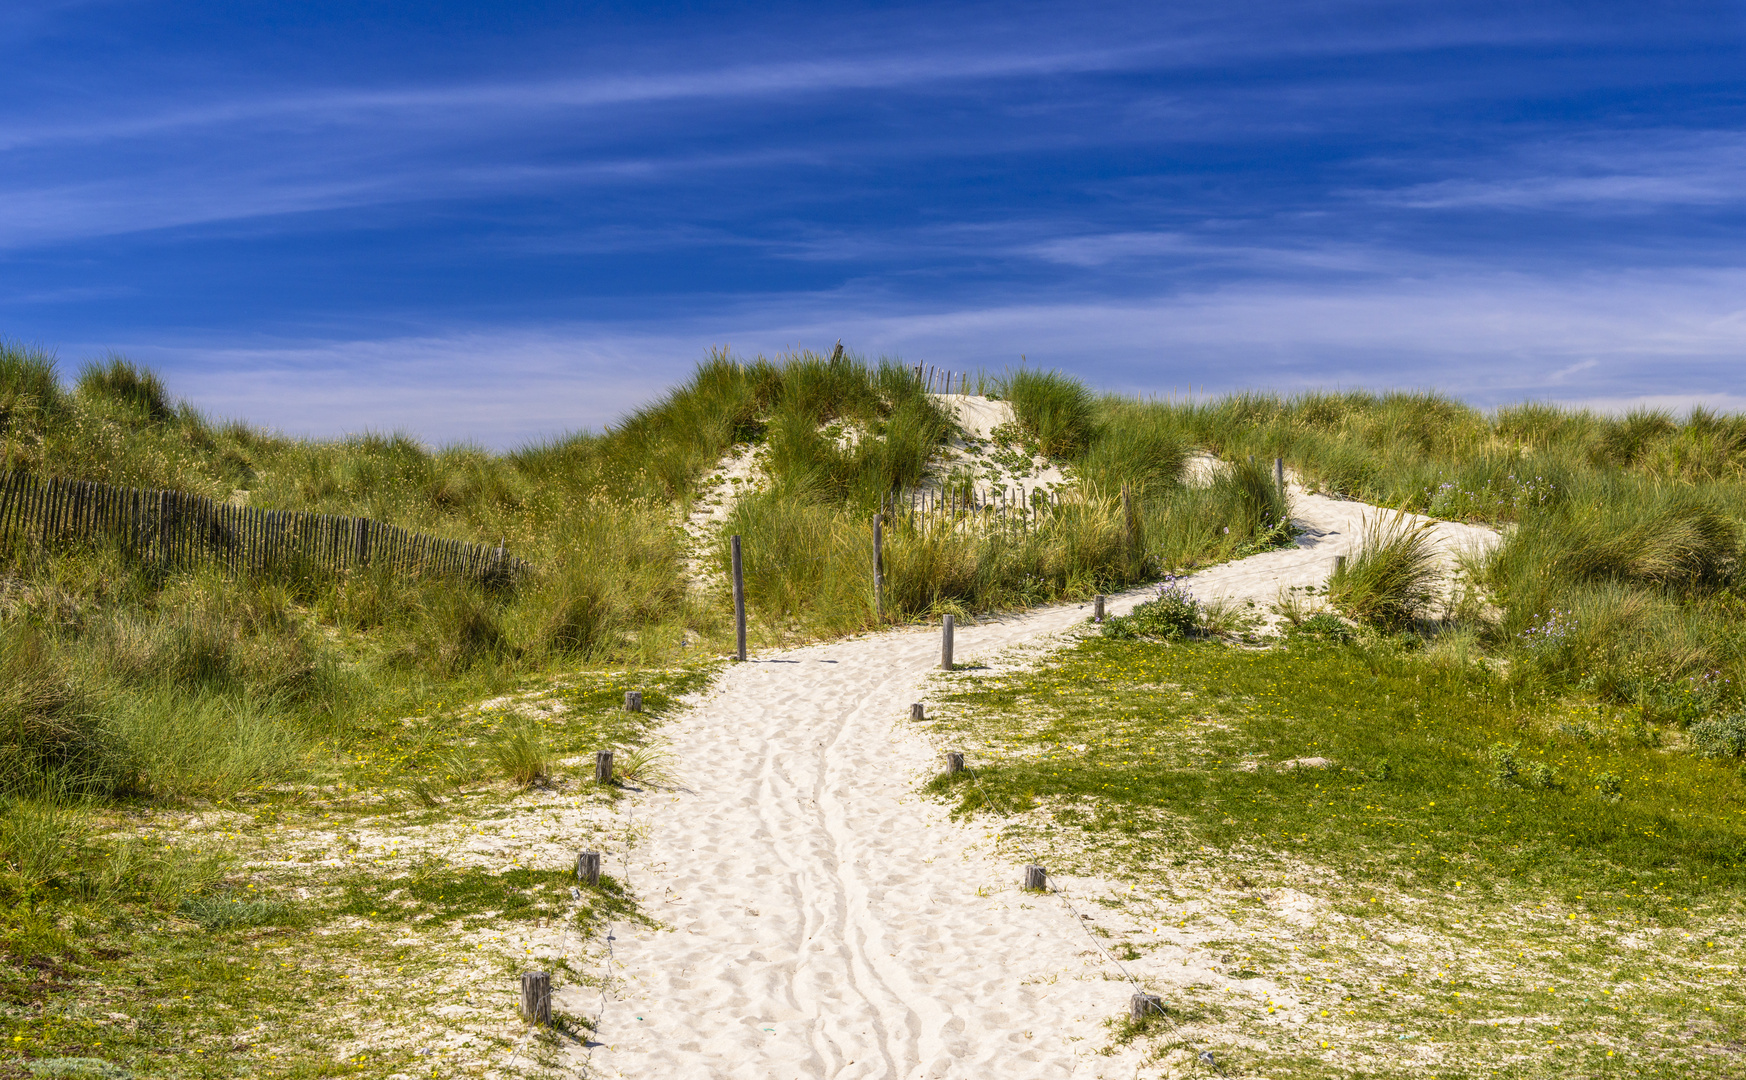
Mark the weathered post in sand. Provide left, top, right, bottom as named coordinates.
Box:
left=945, top=751, right=965, bottom=775
left=1093, top=594, right=1105, bottom=622
left=731, top=534, right=747, bottom=662
left=521, top=971, right=552, bottom=1025
left=1024, top=865, right=1047, bottom=892
left=1274, top=457, right=1285, bottom=494
left=910, top=703, right=925, bottom=721
left=577, top=851, right=601, bottom=887
left=940, top=614, right=954, bottom=670
left=624, top=690, right=642, bottom=712
left=595, top=750, right=614, bottom=785
left=1130, top=993, right=1163, bottom=1020
left=873, top=513, right=885, bottom=619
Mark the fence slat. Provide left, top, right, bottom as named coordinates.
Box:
left=0, top=470, right=525, bottom=585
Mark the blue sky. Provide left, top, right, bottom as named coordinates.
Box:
left=3, top=1, right=1744, bottom=446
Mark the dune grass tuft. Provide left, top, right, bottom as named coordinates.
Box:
left=1329, top=509, right=1440, bottom=628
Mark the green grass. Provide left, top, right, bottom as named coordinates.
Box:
left=0, top=665, right=705, bottom=1077
left=920, top=631, right=1746, bottom=1076
left=16, top=337, right=1746, bottom=1073
left=995, top=368, right=1096, bottom=459
left=1329, top=509, right=1441, bottom=628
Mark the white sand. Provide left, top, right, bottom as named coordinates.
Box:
left=682, top=444, right=764, bottom=589
left=924, top=394, right=1070, bottom=501
left=1176, top=473, right=1500, bottom=631
left=569, top=474, right=1498, bottom=1079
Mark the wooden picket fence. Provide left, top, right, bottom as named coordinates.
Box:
left=882, top=484, right=1064, bottom=536
left=0, top=471, right=529, bottom=584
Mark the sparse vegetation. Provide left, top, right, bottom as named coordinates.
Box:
left=1328, top=509, right=1441, bottom=627
left=12, top=336, right=1746, bottom=1075
left=922, top=631, right=1746, bottom=1077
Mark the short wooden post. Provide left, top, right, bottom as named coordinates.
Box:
left=909, top=703, right=925, bottom=721
left=577, top=851, right=601, bottom=887
left=624, top=691, right=642, bottom=712
left=1274, top=457, right=1285, bottom=493
left=940, top=614, right=954, bottom=671
left=1130, top=993, right=1163, bottom=1021
left=1023, top=865, right=1047, bottom=892
left=520, top=971, right=551, bottom=1026
left=945, top=751, right=965, bottom=775
left=595, top=750, right=614, bottom=784
left=353, top=516, right=369, bottom=569
left=1093, top=594, right=1105, bottom=623
left=731, top=534, right=747, bottom=662
left=1334, top=554, right=1347, bottom=576
left=872, top=513, right=884, bottom=619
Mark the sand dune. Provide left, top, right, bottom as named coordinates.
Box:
left=565, top=481, right=1497, bottom=1078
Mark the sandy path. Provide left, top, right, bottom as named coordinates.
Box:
left=568, top=482, right=1497, bottom=1079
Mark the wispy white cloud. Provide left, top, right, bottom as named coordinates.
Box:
left=0, top=147, right=823, bottom=249
left=0, top=46, right=1160, bottom=153
left=1021, top=230, right=1393, bottom=273
left=118, top=330, right=694, bottom=450
left=1369, top=131, right=1746, bottom=211
left=103, top=264, right=1746, bottom=447
left=1545, top=358, right=1601, bottom=384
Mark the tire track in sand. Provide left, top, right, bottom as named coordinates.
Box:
left=567, top=483, right=1497, bottom=1079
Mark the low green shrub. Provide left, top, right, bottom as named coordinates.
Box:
left=0, top=798, right=86, bottom=891
left=1330, top=509, right=1439, bottom=627
left=77, top=354, right=174, bottom=422
left=1289, top=612, right=1354, bottom=644
left=1690, top=713, right=1746, bottom=758
left=1101, top=579, right=1202, bottom=640
left=490, top=717, right=552, bottom=786
left=178, top=893, right=293, bottom=929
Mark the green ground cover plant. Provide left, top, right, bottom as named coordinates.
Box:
left=13, top=334, right=1746, bottom=1074
left=1, top=666, right=701, bottom=1077
left=921, top=631, right=1746, bottom=1076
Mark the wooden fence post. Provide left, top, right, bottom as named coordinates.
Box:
left=520, top=971, right=551, bottom=1026
left=1023, top=865, right=1047, bottom=892
left=1274, top=457, right=1285, bottom=494
left=576, top=851, right=601, bottom=887
left=1093, top=595, right=1105, bottom=623
left=909, top=703, right=925, bottom=721
left=1130, top=993, right=1163, bottom=1020
left=945, top=751, right=965, bottom=775
left=731, top=534, right=747, bottom=662
left=624, top=691, right=642, bottom=712
left=940, top=614, right=954, bottom=671
left=595, top=750, right=614, bottom=784
left=872, top=513, right=884, bottom=619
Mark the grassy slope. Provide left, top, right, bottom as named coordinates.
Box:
left=923, top=633, right=1745, bottom=1077
left=8, top=343, right=1746, bottom=1075
left=0, top=347, right=1297, bottom=1076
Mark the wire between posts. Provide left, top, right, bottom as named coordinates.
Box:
left=959, top=760, right=1175, bottom=1030
left=577, top=791, right=635, bottom=1079
left=502, top=791, right=635, bottom=1080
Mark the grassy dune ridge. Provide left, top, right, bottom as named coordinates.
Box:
left=4, top=337, right=1746, bottom=1075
